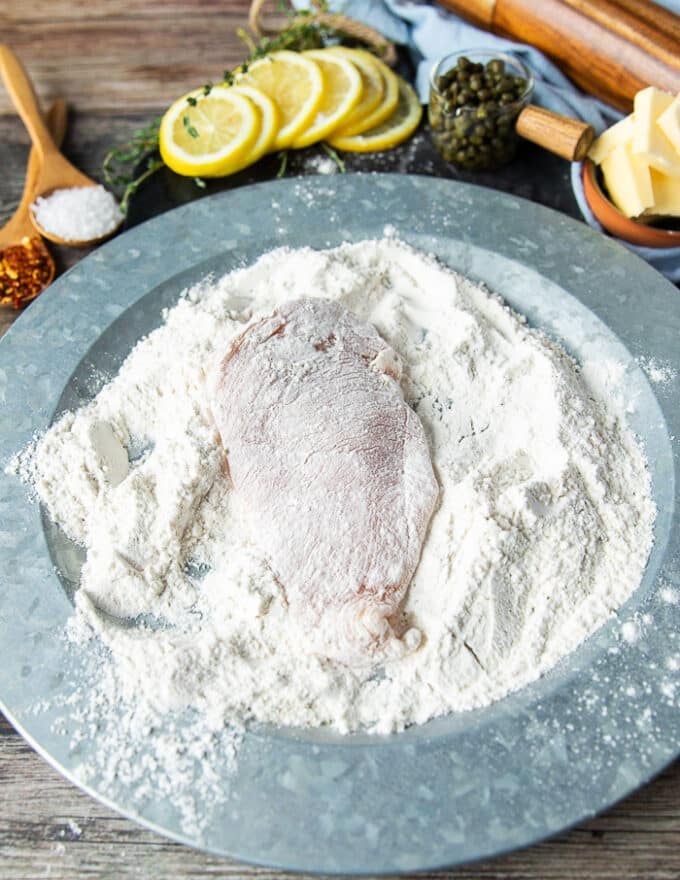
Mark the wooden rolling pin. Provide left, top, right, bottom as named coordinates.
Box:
left=435, top=0, right=680, bottom=111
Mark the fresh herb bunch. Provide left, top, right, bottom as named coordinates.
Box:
left=102, top=2, right=358, bottom=209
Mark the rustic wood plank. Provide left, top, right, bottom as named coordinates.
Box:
left=3, top=0, right=244, bottom=21
left=0, top=0, right=278, bottom=115
left=0, top=17, right=254, bottom=113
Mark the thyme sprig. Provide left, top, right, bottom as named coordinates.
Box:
left=182, top=115, right=199, bottom=138
left=321, top=142, right=346, bottom=173
left=276, top=151, right=289, bottom=178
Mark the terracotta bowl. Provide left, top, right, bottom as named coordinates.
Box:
left=582, top=158, right=680, bottom=249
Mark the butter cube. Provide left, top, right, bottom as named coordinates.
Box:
left=649, top=168, right=680, bottom=217
left=658, top=94, right=680, bottom=154
left=632, top=86, right=680, bottom=178
left=601, top=141, right=654, bottom=217
left=588, top=115, right=634, bottom=165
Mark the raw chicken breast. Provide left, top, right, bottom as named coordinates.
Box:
left=212, top=298, right=438, bottom=665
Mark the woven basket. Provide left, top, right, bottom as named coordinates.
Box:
left=248, top=0, right=398, bottom=66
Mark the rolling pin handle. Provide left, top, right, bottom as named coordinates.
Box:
left=516, top=104, right=595, bottom=162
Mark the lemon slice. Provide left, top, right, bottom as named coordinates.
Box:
left=160, top=85, right=259, bottom=177
left=291, top=49, right=363, bottom=148
left=227, top=85, right=280, bottom=171
left=325, top=47, right=385, bottom=135
left=237, top=50, right=324, bottom=149
left=329, top=78, right=422, bottom=152
left=331, top=50, right=400, bottom=137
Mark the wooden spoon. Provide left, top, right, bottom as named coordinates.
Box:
left=0, top=44, right=122, bottom=247
left=0, top=100, right=67, bottom=309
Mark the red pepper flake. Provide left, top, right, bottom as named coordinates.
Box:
left=0, top=236, right=54, bottom=309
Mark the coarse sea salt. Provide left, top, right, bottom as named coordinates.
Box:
left=31, top=185, right=122, bottom=242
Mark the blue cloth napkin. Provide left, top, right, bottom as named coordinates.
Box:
left=296, top=0, right=680, bottom=280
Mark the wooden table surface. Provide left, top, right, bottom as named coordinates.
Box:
left=1, top=2, right=679, bottom=878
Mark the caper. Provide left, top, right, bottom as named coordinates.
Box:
left=429, top=54, right=529, bottom=170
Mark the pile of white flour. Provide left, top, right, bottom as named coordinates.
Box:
left=14, top=239, right=655, bottom=738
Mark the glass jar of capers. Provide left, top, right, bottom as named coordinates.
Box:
left=429, top=50, right=534, bottom=171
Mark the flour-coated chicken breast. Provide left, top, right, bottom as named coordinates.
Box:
left=212, top=297, right=438, bottom=665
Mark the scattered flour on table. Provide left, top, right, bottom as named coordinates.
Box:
left=637, top=354, right=678, bottom=389
left=10, top=240, right=656, bottom=820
